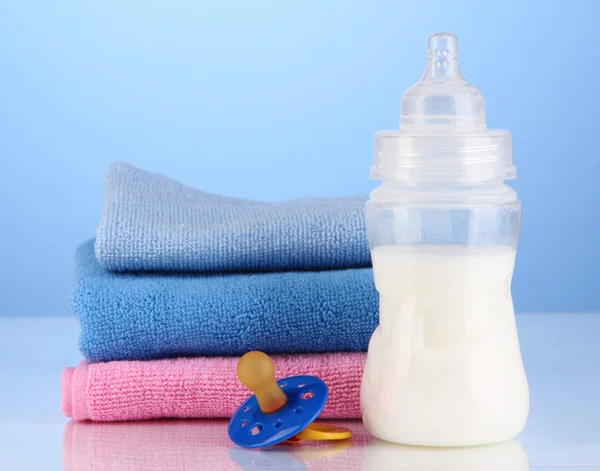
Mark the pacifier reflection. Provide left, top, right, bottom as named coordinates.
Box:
left=229, top=439, right=353, bottom=470
left=63, top=419, right=528, bottom=470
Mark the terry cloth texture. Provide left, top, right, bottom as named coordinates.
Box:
left=95, top=162, right=370, bottom=273
left=62, top=353, right=365, bottom=421
left=74, top=239, right=378, bottom=362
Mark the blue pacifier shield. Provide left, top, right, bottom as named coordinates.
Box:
left=228, top=375, right=328, bottom=449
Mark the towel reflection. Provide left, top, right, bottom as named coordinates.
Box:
left=63, top=420, right=528, bottom=471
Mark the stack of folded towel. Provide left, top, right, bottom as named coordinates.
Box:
left=62, top=162, right=378, bottom=422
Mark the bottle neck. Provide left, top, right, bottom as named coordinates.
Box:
left=369, top=180, right=518, bottom=207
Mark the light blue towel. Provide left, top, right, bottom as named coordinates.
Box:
left=95, top=162, right=370, bottom=273
left=74, top=240, right=378, bottom=362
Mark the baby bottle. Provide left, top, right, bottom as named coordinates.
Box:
left=360, top=33, right=529, bottom=447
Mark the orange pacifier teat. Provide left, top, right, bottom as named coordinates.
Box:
left=237, top=351, right=288, bottom=414
left=228, top=351, right=352, bottom=448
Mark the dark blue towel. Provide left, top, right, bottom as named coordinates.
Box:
left=74, top=240, right=378, bottom=362
left=95, top=162, right=370, bottom=273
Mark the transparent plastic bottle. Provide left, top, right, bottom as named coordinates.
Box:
left=360, top=33, right=529, bottom=447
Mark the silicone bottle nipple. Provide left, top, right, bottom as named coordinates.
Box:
left=400, top=32, right=486, bottom=131
left=371, top=32, right=515, bottom=183
left=237, top=351, right=288, bottom=414
left=425, top=32, right=462, bottom=82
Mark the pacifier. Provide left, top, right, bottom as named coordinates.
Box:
left=228, top=351, right=352, bottom=448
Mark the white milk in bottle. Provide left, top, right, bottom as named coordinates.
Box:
left=360, top=33, right=529, bottom=447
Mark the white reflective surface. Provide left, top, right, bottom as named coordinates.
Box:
left=0, top=315, right=599, bottom=470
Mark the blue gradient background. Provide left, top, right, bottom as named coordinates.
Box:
left=1, top=0, right=598, bottom=316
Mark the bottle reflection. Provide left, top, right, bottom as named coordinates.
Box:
left=63, top=420, right=527, bottom=471
left=361, top=436, right=529, bottom=471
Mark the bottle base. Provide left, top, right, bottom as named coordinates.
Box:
left=365, top=431, right=522, bottom=448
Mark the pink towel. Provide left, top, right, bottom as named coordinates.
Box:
left=62, top=353, right=366, bottom=421
left=63, top=420, right=370, bottom=471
